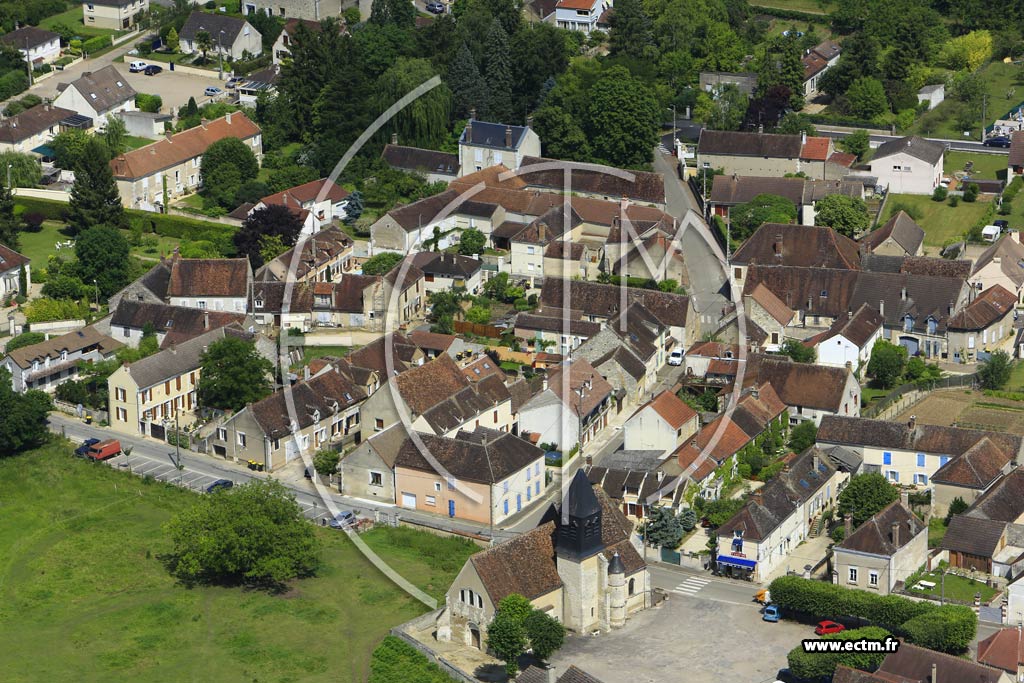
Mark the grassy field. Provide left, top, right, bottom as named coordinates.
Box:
left=124, top=135, right=155, bottom=151
left=911, top=62, right=1024, bottom=141
left=39, top=6, right=120, bottom=39
left=928, top=518, right=947, bottom=549
left=944, top=151, right=1010, bottom=181
left=0, top=441, right=475, bottom=683
left=751, top=0, right=833, bottom=14
left=881, top=194, right=991, bottom=247
left=14, top=220, right=70, bottom=269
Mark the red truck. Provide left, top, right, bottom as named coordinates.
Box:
left=86, top=439, right=122, bottom=461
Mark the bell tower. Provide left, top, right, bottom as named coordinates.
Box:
left=556, top=470, right=605, bottom=633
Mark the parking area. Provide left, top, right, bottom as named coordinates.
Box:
left=116, top=65, right=226, bottom=114
left=549, top=594, right=809, bottom=683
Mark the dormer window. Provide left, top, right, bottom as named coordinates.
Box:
left=927, top=318, right=937, bottom=335
left=255, top=298, right=263, bottom=309
left=61, top=350, right=67, bottom=361
left=904, top=315, right=914, bottom=332
left=312, top=410, right=320, bottom=422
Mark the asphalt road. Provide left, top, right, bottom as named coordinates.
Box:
left=816, top=128, right=1012, bottom=154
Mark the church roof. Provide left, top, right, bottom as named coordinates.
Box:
left=563, top=468, right=602, bottom=518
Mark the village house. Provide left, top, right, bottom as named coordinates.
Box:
left=716, top=447, right=845, bottom=581
left=107, top=326, right=245, bottom=439
left=110, top=112, right=262, bottom=210
left=940, top=515, right=1018, bottom=577
left=410, top=252, right=483, bottom=294
left=859, top=211, right=925, bottom=257
left=623, top=390, right=699, bottom=458
left=917, top=84, right=945, bottom=110
left=166, top=255, right=253, bottom=313
left=931, top=437, right=1017, bottom=518
left=970, top=233, right=1024, bottom=305
left=801, top=39, right=842, bottom=98
left=3, top=327, right=123, bottom=393
left=248, top=178, right=349, bottom=236
left=743, top=283, right=797, bottom=352
left=513, top=313, right=601, bottom=356
left=518, top=359, right=614, bottom=454
left=588, top=460, right=686, bottom=522
left=209, top=364, right=367, bottom=470
left=745, top=354, right=860, bottom=424
left=82, top=0, right=149, bottom=31
left=381, top=261, right=425, bottom=330
left=832, top=500, right=928, bottom=595
left=54, top=66, right=136, bottom=126
left=437, top=471, right=648, bottom=648
left=708, top=175, right=863, bottom=226
left=242, top=0, right=345, bottom=22
left=255, top=225, right=354, bottom=283
left=817, top=414, right=1023, bottom=490
left=518, top=156, right=667, bottom=208
left=458, top=118, right=541, bottom=175
left=833, top=644, right=1012, bottom=683
left=947, top=284, right=1017, bottom=363
left=804, top=303, right=884, bottom=369
left=696, top=130, right=852, bottom=180
left=869, top=136, right=945, bottom=195
left=699, top=71, right=758, bottom=96
left=1, top=26, right=61, bottom=65
left=393, top=428, right=547, bottom=523
left=236, top=65, right=279, bottom=107
left=977, top=628, right=1024, bottom=680
left=102, top=300, right=250, bottom=349
left=179, top=12, right=262, bottom=61
left=0, top=243, right=30, bottom=301
left=338, top=423, right=403, bottom=505
left=553, top=0, right=610, bottom=32
left=381, top=143, right=460, bottom=183
left=0, top=104, right=80, bottom=155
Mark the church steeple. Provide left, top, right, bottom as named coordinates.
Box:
left=556, top=470, right=604, bottom=561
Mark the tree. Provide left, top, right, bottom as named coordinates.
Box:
left=163, top=479, right=320, bottom=588
left=586, top=65, right=660, bottom=168
left=195, top=30, right=214, bottom=63
left=3, top=331, right=44, bottom=353
left=197, top=336, right=273, bottom=411
left=839, top=129, right=870, bottom=160
left=0, top=151, right=42, bottom=187
left=447, top=42, right=488, bottom=119
left=759, top=34, right=805, bottom=110
left=487, top=594, right=530, bottom=676
left=313, top=448, right=340, bottom=478
left=788, top=420, right=818, bottom=454
left=0, top=367, right=51, bottom=457
left=940, top=30, right=993, bottom=70
left=200, top=160, right=242, bottom=210
left=866, top=339, right=908, bottom=389
left=183, top=96, right=199, bottom=118
left=376, top=58, right=452, bottom=149
left=73, top=225, right=132, bottom=298
left=838, top=473, right=898, bottom=527
left=608, top=0, right=653, bottom=60
left=458, top=228, right=486, bottom=256
left=483, top=20, right=514, bottom=123
left=780, top=339, right=815, bottom=363
left=524, top=609, right=565, bottom=663
left=343, top=190, right=364, bottom=225
left=264, top=165, right=318, bottom=195
left=730, top=193, right=798, bottom=243
left=41, top=274, right=85, bottom=300
left=103, top=115, right=127, bottom=155
left=201, top=137, right=259, bottom=207
left=233, top=204, right=304, bottom=269
left=362, top=252, right=403, bottom=276
left=945, top=496, right=969, bottom=525
left=844, top=76, right=889, bottom=120
left=258, top=234, right=288, bottom=265
left=692, top=84, right=748, bottom=131
left=644, top=505, right=684, bottom=548
left=963, top=182, right=979, bottom=202
left=466, top=305, right=490, bottom=324
left=978, top=350, right=1011, bottom=390
left=777, top=112, right=816, bottom=137
left=67, top=137, right=124, bottom=235
left=814, top=195, right=871, bottom=238
left=0, top=183, right=18, bottom=250
left=679, top=507, right=698, bottom=532
left=50, top=129, right=93, bottom=170
left=369, top=0, right=415, bottom=28
left=166, top=26, right=180, bottom=53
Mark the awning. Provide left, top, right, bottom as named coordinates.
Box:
left=717, top=555, right=756, bottom=570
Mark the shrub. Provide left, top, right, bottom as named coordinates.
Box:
left=82, top=35, right=110, bottom=54
left=932, top=186, right=948, bottom=201
left=369, top=636, right=455, bottom=683
left=135, top=93, right=163, bottom=113
left=948, top=195, right=960, bottom=207
left=787, top=626, right=892, bottom=679
left=21, top=212, right=44, bottom=232
left=901, top=605, right=977, bottom=653
left=963, top=183, right=979, bottom=202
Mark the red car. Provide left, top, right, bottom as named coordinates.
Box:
left=814, top=620, right=845, bottom=636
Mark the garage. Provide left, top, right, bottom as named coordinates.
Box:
left=285, top=439, right=298, bottom=463
left=401, top=492, right=417, bottom=509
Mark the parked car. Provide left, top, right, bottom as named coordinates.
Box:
left=425, top=1, right=445, bottom=12
left=763, top=604, right=780, bottom=622
left=143, top=65, right=162, bottom=76
left=984, top=136, right=1012, bottom=148
left=328, top=511, right=357, bottom=529
left=304, top=466, right=314, bottom=480
left=668, top=348, right=684, bottom=366
left=74, top=438, right=101, bottom=458
left=86, top=439, right=122, bottom=461
left=206, top=479, right=233, bottom=493
left=204, top=86, right=223, bottom=97
left=814, top=620, right=845, bottom=635
left=776, top=668, right=830, bottom=683
left=225, top=76, right=243, bottom=89
left=128, top=60, right=148, bottom=72
left=995, top=219, right=1010, bottom=231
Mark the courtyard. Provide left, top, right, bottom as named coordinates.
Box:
left=548, top=593, right=810, bottom=683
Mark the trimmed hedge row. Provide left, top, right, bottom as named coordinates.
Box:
left=768, top=576, right=976, bottom=653
left=749, top=5, right=830, bottom=24
left=82, top=35, right=111, bottom=54
left=787, top=626, right=892, bottom=680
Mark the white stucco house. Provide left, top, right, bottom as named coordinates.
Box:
left=869, top=136, right=945, bottom=195
left=622, top=390, right=699, bottom=458
left=1, top=27, right=61, bottom=65
left=807, top=303, right=885, bottom=369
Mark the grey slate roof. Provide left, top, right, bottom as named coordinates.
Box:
left=125, top=326, right=244, bottom=389
left=180, top=11, right=255, bottom=45
left=460, top=120, right=530, bottom=150
left=942, top=514, right=1007, bottom=557
left=394, top=428, right=541, bottom=484
left=861, top=211, right=925, bottom=255
left=60, top=65, right=136, bottom=115
left=872, top=136, right=945, bottom=165
left=837, top=501, right=925, bottom=557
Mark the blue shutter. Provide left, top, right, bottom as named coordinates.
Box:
left=503, top=499, right=508, bottom=515
left=535, top=481, right=540, bottom=495
left=917, top=454, right=925, bottom=467
left=883, top=452, right=892, bottom=465
left=448, top=500, right=455, bottom=517
left=940, top=456, right=950, bottom=466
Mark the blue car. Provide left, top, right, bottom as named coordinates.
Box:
left=763, top=604, right=780, bottom=622
left=74, top=438, right=101, bottom=457
left=206, top=479, right=233, bottom=493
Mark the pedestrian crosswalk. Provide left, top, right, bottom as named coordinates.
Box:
left=657, top=143, right=671, bottom=156
left=672, top=576, right=710, bottom=596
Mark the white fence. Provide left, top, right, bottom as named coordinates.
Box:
left=29, top=319, right=87, bottom=336
left=13, top=187, right=69, bottom=202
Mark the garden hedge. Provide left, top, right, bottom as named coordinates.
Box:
left=787, top=626, right=892, bottom=679
left=749, top=6, right=829, bottom=24
left=82, top=35, right=111, bottom=54
left=768, top=576, right=976, bottom=653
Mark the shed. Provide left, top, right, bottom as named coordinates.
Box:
left=917, top=84, right=945, bottom=111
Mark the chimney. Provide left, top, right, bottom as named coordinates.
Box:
left=390, top=132, right=398, bottom=145
left=848, top=309, right=853, bottom=319
left=542, top=377, right=548, bottom=391
left=526, top=114, right=534, bottom=128
left=505, top=125, right=512, bottom=148
left=801, top=131, right=807, bottom=146
left=879, top=299, right=884, bottom=317
left=226, top=111, right=232, bottom=124
left=891, top=521, right=900, bottom=547
left=844, top=514, right=852, bottom=537
left=164, top=131, right=173, bottom=141
left=901, top=286, right=907, bottom=301
left=204, top=311, right=210, bottom=330
left=546, top=664, right=557, bottom=683
left=751, top=386, right=759, bottom=399
left=900, top=490, right=910, bottom=508
left=303, top=365, right=310, bottom=381
left=931, top=662, right=937, bottom=683
left=657, top=470, right=665, bottom=482
left=908, top=415, right=917, bottom=429
left=813, top=450, right=820, bottom=470
left=538, top=223, right=546, bottom=241
left=200, top=118, right=208, bottom=129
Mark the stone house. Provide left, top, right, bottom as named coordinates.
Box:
left=696, top=130, right=844, bottom=180
left=3, top=327, right=122, bottom=393
left=623, top=390, right=699, bottom=458
left=242, top=0, right=346, bottom=23
left=970, top=233, right=1024, bottom=305
left=746, top=354, right=861, bottom=425
left=255, top=225, right=354, bottom=284
left=458, top=118, right=541, bottom=175
left=947, top=284, right=1017, bottom=363
left=338, top=423, right=405, bottom=505
left=833, top=500, right=928, bottom=595
left=410, top=252, right=483, bottom=295
left=103, top=300, right=250, bottom=349
left=805, top=303, right=884, bottom=369
left=518, top=359, right=614, bottom=454
left=859, top=211, right=925, bottom=257
left=82, top=0, right=148, bottom=31
left=249, top=179, right=351, bottom=237
left=381, top=143, right=460, bottom=183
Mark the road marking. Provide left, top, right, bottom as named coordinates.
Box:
left=672, top=577, right=711, bottom=595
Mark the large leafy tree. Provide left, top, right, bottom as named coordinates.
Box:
left=814, top=195, right=870, bottom=238
left=730, top=193, right=797, bottom=244
left=866, top=339, right=908, bottom=389
left=0, top=151, right=41, bottom=188
left=277, top=18, right=348, bottom=141
left=197, top=336, right=273, bottom=411
left=0, top=182, right=19, bottom=250
left=524, top=609, right=565, bottom=662
left=67, top=137, right=124, bottom=236
left=838, top=473, right=899, bottom=528
left=788, top=420, right=818, bottom=454
left=0, top=367, right=51, bottom=457
left=758, top=34, right=805, bottom=110
left=447, top=42, right=488, bottom=120
left=510, top=22, right=570, bottom=115
left=369, top=0, right=416, bottom=28
left=458, top=228, right=486, bottom=256
left=486, top=594, right=532, bottom=676
left=780, top=339, right=815, bottom=363
left=978, top=350, right=1012, bottom=390
left=163, top=479, right=321, bottom=588
left=362, top=251, right=403, bottom=276
left=233, top=204, right=304, bottom=269
left=201, top=137, right=258, bottom=204
left=586, top=65, right=660, bottom=168
left=838, top=129, right=870, bottom=160
left=73, top=225, right=132, bottom=298
left=844, top=76, right=890, bottom=120
left=376, top=58, right=452, bottom=149
left=644, top=506, right=684, bottom=548
left=483, top=19, right=514, bottom=122
left=608, top=0, right=654, bottom=60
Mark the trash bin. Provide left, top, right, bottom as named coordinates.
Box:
left=169, top=61, right=174, bottom=71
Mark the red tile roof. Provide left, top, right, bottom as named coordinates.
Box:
left=800, top=136, right=832, bottom=161
left=259, top=178, right=349, bottom=209
left=632, top=390, right=697, bottom=430
left=977, top=628, right=1024, bottom=674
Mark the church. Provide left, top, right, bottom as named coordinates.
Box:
left=437, top=470, right=650, bottom=649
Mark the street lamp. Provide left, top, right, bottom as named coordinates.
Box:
left=218, top=30, right=225, bottom=81
left=7, top=162, right=12, bottom=190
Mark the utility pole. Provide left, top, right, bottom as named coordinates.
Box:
left=982, top=94, right=988, bottom=142
left=217, top=30, right=224, bottom=81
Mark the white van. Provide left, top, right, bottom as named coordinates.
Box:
left=128, top=61, right=147, bottom=73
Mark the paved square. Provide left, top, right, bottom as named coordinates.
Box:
left=550, top=594, right=809, bottom=683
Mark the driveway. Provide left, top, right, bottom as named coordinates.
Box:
left=549, top=592, right=807, bottom=683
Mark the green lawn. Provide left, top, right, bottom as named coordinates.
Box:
left=928, top=518, right=947, bottom=549
left=860, top=386, right=890, bottom=409
left=131, top=232, right=181, bottom=261
left=0, top=441, right=474, bottom=683
left=14, top=220, right=70, bottom=270
left=301, top=345, right=354, bottom=366
left=944, top=151, right=1010, bottom=181
left=751, top=0, right=833, bottom=14
left=123, top=135, right=154, bottom=151
left=911, top=62, right=1024, bottom=141
left=1006, top=361, right=1024, bottom=391
left=907, top=567, right=997, bottom=603
left=881, top=194, right=992, bottom=247
left=38, top=6, right=119, bottom=39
